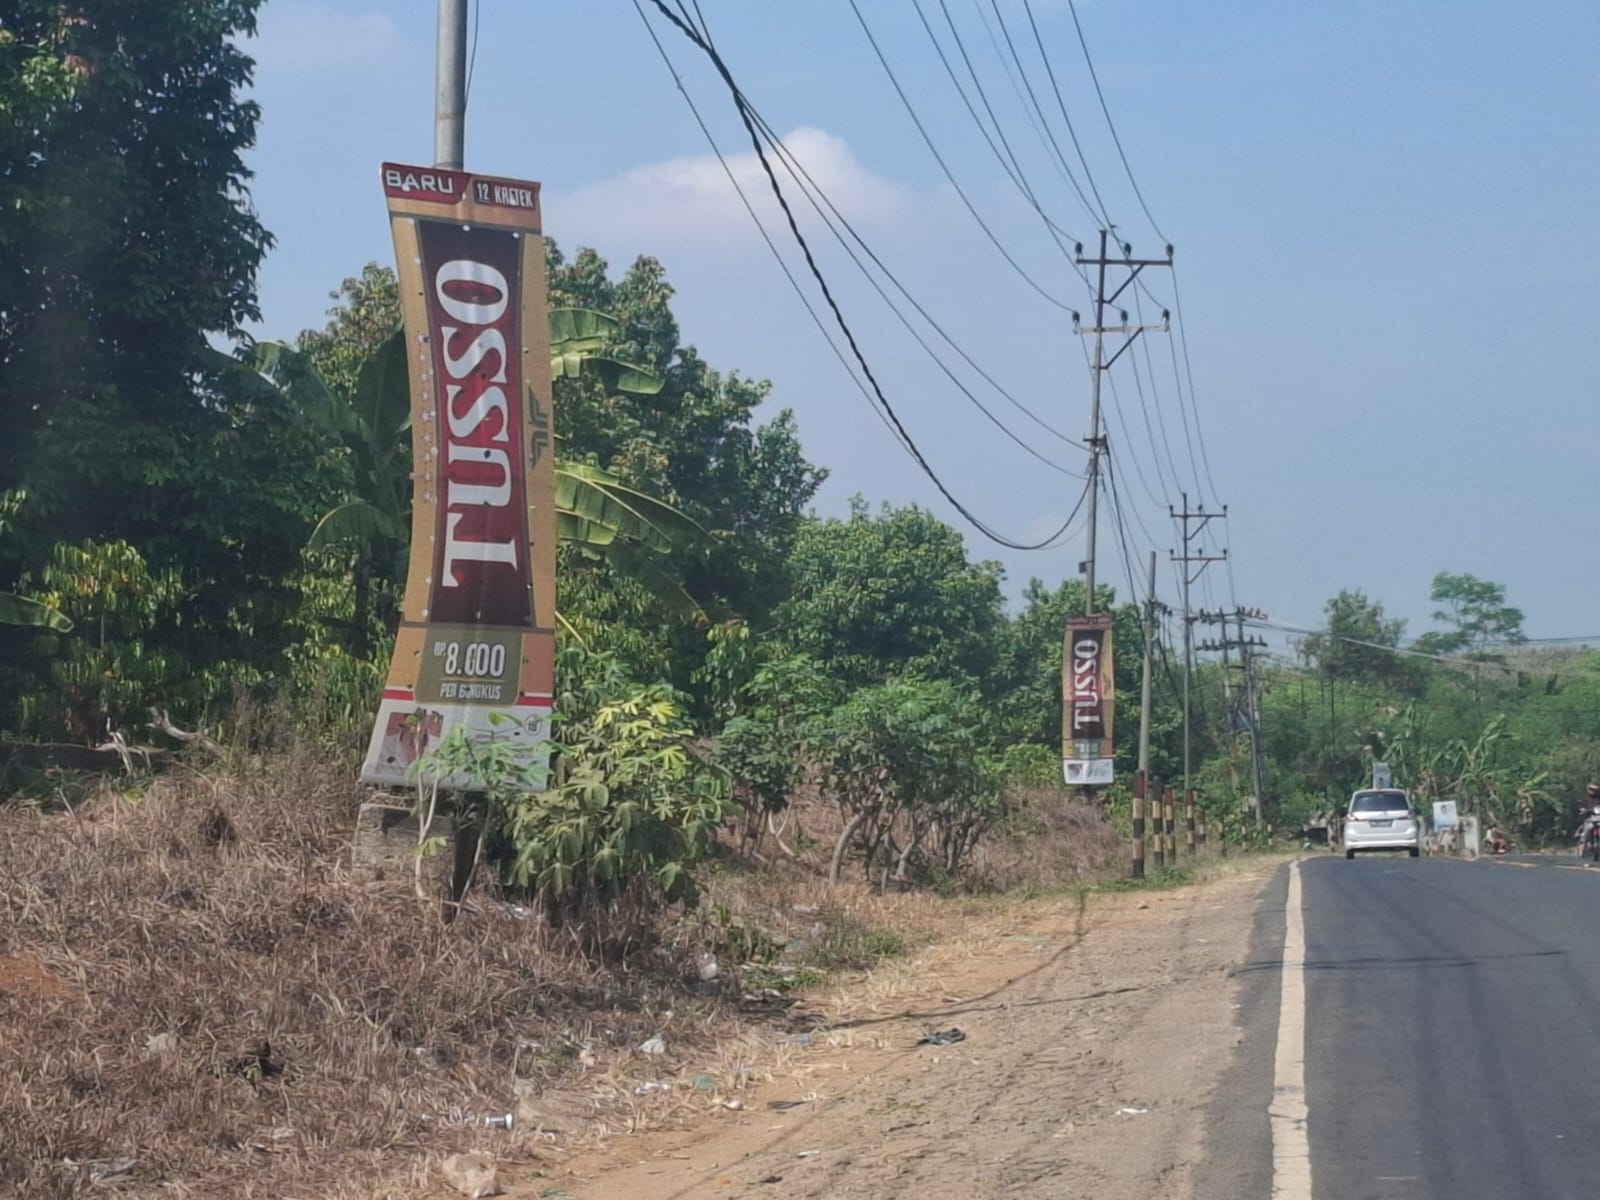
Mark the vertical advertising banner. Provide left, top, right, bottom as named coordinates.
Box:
left=360, top=162, right=556, bottom=789
left=1062, top=614, right=1115, bottom=786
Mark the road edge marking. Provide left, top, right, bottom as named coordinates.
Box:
left=1271, top=858, right=1312, bottom=1199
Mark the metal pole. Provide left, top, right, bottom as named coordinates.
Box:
left=1181, top=493, right=1193, bottom=832
left=1133, top=550, right=1157, bottom=879
left=1246, top=641, right=1268, bottom=822
left=1083, top=230, right=1108, bottom=615
left=435, top=0, right=468, bottom=169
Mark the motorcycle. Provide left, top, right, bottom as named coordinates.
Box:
left=1581, top=808, right=1600, bottom=862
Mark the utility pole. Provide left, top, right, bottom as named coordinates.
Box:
left=435, top=0, right=468, bottom=169
left=1074, top=232, right=1172, bottom=616
left=1170, top=495, right=1225, bottom=847
left=1133, top=550, right=1160, bottom=879
left=1197, top=607, right=1271, bottom=827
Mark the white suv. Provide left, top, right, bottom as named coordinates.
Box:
left=1343, top=788, right=1421, bottom=859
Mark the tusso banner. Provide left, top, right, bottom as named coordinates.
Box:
left=360, top=162, right=556, bottom=790
left=1062, top=614, right=1115, bottom=786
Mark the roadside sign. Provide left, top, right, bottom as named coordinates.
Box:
left=1433, top=800, right=1460, bottom=830
left=1372, top=762, right=1392, bottom=790
left=1062, top=614, right=1115, bottom=787
left=360, top=162, right=556, bottom=790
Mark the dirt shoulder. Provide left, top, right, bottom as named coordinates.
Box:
left=520, top=858, right=1279, bottom=1200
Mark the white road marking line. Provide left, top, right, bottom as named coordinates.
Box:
left=1271, top=859, right=1312, bottom=1199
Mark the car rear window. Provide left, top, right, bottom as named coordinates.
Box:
left=1350, top=790, right=1409, bottom=814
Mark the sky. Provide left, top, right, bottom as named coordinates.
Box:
left=241, top=0, right=1600, bottom=642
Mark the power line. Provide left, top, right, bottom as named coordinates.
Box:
left=1129, top=283, right=1188, bottom=499
left=631, top=2, right=899, bottom=451
left=1169, top=267, right=1223, bottom=505
left=643, top=0, right=1076, bottom=550
left=1064, top=0, right=1164, bottom=243
left=1019, top=0, right=1114, bottom=229
left=463, top=0, right=481, bottom=102
left=1101, top=370, right=1166, bottom=514
left=908, top=0, right=1086, bottom=258
left=977, top=0, right=1104, bottom=227
left=685, top=1, right=1087, bottom=468
left=731, top=104, right=1089, bottom=467
left=847, top=0, right=1080, bottom=312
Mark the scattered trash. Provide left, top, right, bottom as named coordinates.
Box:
left=638, top=1034, right=668, bottom=1057
left=916, top=1028, right=966, bottom=1047
left=577, top=1046, right=597, bottom=1068
left=1117, top=1105, right=1151, bottom=1116
left=767, top=1099, right=805, bottom=1111
left=697, top=957, right=720, bottom=982
left=418, top=1110, right=515, bottom=1131
left=143, top=1031, right=178, bottom=1059
left=442, top=1151, right=501, bottom=1198
left=63, top=1157, right=137, bottom=1183
left=691, top=1074, right=718, bottom=1092
left=797, top=1149, right=820, bottom=1158
left=791, top=903, right=819, bottom=915
left=722, top=1098, right=745, bottom=1111
left=494, top=902, right=531, bottom=921
left=633, top=1081, right=671, bottom=1096
left=789, top=1032, right=815, bottom=1048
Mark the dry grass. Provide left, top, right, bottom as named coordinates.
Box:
left=0, top=753, right=746, bottom=1199
left=968, top=786, right=1126, bottom=892
left=0, top=756, right=1128, bottom=1198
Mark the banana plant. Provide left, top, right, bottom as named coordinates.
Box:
left=549, top=308, right=664, bottom=396
left=0, top=592, right=71, bottom=631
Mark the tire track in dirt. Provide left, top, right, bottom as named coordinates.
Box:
left=541, top=864, right=1275, bottom=1200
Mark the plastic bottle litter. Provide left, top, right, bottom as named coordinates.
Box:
left=915, top=1028, right=967, bottom=1047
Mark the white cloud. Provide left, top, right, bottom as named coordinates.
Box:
left=550, top=127, right=911, bottom=246
left=250, top=3, right=402, bottom=72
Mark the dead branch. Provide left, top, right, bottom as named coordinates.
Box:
left=147, top=708, right=224, bottom=757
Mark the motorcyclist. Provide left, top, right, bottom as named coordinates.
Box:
left=1576, top=784, right=1600, bottom=853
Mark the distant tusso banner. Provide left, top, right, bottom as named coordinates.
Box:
left=360, top=162, right=556, bottom=790
left=1062, top=614, right=1115, bottom=786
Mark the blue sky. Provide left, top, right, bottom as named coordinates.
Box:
left=242, top=1, right=1600, bottom=641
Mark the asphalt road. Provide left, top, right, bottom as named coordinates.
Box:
left=1196, top=852, right=1600, bottom=1199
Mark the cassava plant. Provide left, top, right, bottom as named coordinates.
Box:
left=501, top=645, right=732, bottom=953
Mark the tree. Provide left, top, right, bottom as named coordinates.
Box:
left=775, top=499, right=1006, bottom=691
left=988, top=578, right=1155, bottom=765
left=547, top=247, right=826, bottom=625
left=1, top=0, right=274, bottom=561
left=289, top=254, right=814, bottom=643
left=1299, top=590, right=1419, bottom=692
left=1416, top=572, right=1526, bottom=657
left=811, top=679, right=1000, bottom=885
left=0, top=2, right=335, bottom=735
